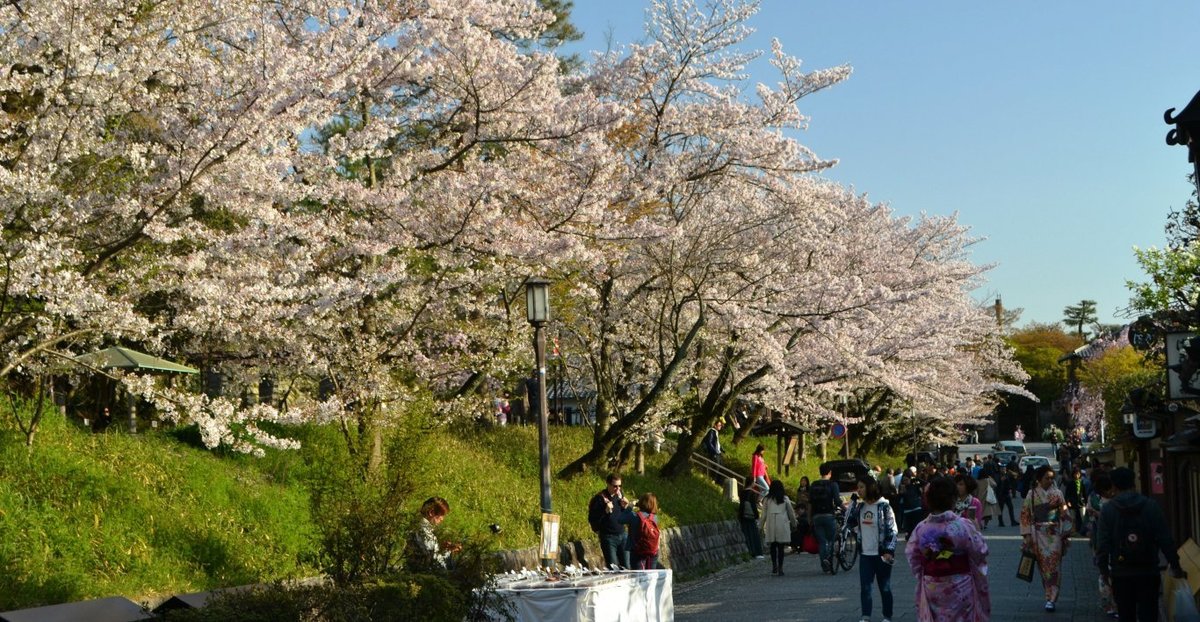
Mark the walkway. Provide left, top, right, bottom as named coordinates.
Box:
left=675, top=521, right=1112, bottom=621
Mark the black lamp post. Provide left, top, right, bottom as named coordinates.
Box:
left=525, top=277, right=553, bottom=527
left=1165, top=90, right=1200, bottom=197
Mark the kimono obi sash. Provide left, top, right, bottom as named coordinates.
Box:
left=922, top=553, right=970, bottom=577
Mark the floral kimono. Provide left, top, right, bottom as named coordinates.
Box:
left=905, top=511, right=990, bottom=622
left=1020, top=484, right=1073, bottom=603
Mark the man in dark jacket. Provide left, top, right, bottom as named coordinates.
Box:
left=701, top=420, right=724, bottom=465
left=1096, top=467, right=1185, bottom=622
left=995, top=465, right=1019, bottom=526
left=587, top=473, right=632, bottom=569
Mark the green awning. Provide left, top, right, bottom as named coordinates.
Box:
left=74, top=347, right=199, bottom=374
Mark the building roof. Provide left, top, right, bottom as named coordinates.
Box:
left=74, top=347, right=199, bottom=374
left=0, top=596, right=153, bottom=622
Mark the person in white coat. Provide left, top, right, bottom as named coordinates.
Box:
left=759, top=479, right=797, bottom=575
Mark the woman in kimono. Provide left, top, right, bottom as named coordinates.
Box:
left=905, top=476, right=990, bottom=622
left=1020, top=465, right=1074, bottom=612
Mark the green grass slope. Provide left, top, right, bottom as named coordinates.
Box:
left=0, top=415, right=314, bottom=610
left=0, top=413, right=901, bottom=611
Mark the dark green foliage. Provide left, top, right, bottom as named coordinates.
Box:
left=303, top=429, right=419, bottom=586
left=1062, top=299, right=1099, bottom=341
left=160, top=575, right=470, bottom=622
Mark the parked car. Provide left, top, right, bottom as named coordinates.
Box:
left=1018, top=455, right=1051, bottom=471
left=819, top=459, right=872, bottom=494
left=991, top=450, right=1018, bottom=467
left=905, top=447, right=940, bottom=468
left=992, top=440, right=1028, bottom=455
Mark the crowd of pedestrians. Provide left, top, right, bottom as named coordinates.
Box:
left=525, top=425, right=1196, bottom=622
left=720, top=433, right=1188, bottom=622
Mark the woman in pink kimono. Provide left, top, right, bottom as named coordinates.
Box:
left=906, top=476, right=990, bottom=622
left=1020, top=465, right=1073, bottom=612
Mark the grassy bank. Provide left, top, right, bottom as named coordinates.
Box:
left=0, top=414, right=314, bottom=610
left=0, top=412, right=900, bottom=610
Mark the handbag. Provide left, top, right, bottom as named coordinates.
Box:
left=1016, top=547, right=1036, bottom=583
left=802, top=533, right=819, bottom=554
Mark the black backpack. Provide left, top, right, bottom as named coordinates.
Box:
left=809, top=480, right=837, bottom=514
left=1114, top=505, right=1157, bottom=568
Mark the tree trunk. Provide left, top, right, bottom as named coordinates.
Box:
left=660, top=428, right=700, bottom=477
left=562, top=302, right=706, bottom=478
left=731, top=404, right=763, bottom=445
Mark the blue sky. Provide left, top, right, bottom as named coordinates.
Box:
left=564, top=0, right=1200, bottom=328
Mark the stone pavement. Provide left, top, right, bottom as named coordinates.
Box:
left=674, top=521, right=1116, bottom=621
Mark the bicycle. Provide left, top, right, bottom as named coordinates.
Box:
left=828, top=497, right=860, bottom=574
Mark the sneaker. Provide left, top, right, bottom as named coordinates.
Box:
left=1044, top=601, right=1055, bottom=612
left=754, top=555, right=765, bottom=559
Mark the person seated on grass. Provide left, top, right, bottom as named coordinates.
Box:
left=407, top=496, right=461, bottom=571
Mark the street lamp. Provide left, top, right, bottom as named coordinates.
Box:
left=1164, top=90, right=1200, bottom=197
left=525, top=277, right=553, bottom=562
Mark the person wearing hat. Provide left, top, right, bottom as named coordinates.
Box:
left=1096, top=466, right=1185, bottom=621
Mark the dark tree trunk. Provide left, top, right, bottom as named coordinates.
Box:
left=731, top=404, right=763, bottom=446
left=560, top=305, right=706, bottom=478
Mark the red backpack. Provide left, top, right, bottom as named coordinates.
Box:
left=634, top=512, right=660, bottom=556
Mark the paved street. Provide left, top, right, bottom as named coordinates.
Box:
left=675, top=523, right=1109, bottom=621
left=676, top=441, right=1112, bottom=621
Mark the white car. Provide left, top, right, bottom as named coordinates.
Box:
left=1018, top=455, right=1051, bottom=472
left=992, top=440, right=1028, bottom=455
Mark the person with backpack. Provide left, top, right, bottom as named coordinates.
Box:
left=1096, top=466, right=1186, bottom=622
left=625, top=492, right=662, bottom=570
left=899, top=469, right=927, bottom=538
left=587, top=472, right=632, bottom=569
left=810, top=463, right=843, bottom=573
left=1020, top=465, right=1074, bottom=612
left=759, top=479, right=797, bottom=575
left=1086, top=470, right=1118, bottom=619
left=738, top=479, right=764, bottom=559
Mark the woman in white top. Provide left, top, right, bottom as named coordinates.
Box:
left=847, top=476, right=898, bottom=622
left=759, top=479, right=797, bottom=575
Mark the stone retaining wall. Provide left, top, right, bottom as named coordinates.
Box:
left=496, top=520, right=748, bottom=579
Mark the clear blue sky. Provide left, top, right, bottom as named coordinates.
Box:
left=565, top=0, right=1200, bottom=328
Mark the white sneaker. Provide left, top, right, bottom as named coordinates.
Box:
left=754, top=555, right=765, bottom=559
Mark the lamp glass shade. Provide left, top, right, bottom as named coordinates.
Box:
left=525, top=278, right=551, bottom=323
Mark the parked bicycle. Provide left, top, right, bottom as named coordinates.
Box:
left=828, top=495, right=860, bottom=574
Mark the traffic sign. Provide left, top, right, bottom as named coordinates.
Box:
left=831, top=423, right=847, bottom=439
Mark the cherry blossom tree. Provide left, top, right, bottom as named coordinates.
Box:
left=0, top=0, right=622, bottom=453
